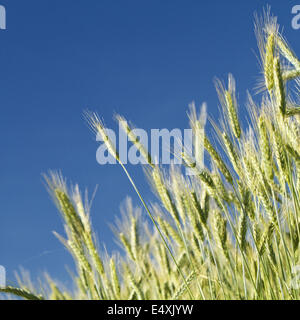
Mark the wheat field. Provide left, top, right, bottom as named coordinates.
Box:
left=1, top=9, right=300, bottom=300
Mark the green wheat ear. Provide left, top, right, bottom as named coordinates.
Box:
left=273, top=56, right=286, bottom=117
left=0, top=287, right=45, bottom=300
left=276, top=36, right=300, bottom=70
left=225, top=75, right=241, bottom=139
left=204, top=136, right=233, bottom=184
left=258, top=115, right=273, bottom=180
left=115, top=114, right=154, bottom=167
left=264, top=34, right=275, bottom=92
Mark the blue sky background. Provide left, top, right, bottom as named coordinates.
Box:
left=0, top=1, right=299, bottom=287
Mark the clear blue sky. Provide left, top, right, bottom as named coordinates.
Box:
left=0, top=1, right=298, bottom=287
